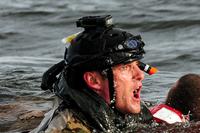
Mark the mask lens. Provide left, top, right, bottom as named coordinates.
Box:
left=126, top=39, right=139, bottom=49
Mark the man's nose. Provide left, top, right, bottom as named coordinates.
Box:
left=134, top=65, right=144, bottom=81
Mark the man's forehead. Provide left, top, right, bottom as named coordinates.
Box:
left=113, top=60, right=139, bottom=68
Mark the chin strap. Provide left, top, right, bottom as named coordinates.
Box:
left=105, top=68, right=116, bottom=109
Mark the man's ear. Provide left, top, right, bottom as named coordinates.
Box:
left=83, top=72, right=102, bottom=91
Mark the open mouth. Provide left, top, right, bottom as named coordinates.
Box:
left=133, top=88, right=140, bottom=99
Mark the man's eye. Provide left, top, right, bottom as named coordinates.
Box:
left=135, top=61, right=140, bottom=66
left=121, top=64, right=130, bottom=71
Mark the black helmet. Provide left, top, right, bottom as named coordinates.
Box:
left=63, top=15, right=146, bottom=108
left=65, top=15, right=145, bottom=71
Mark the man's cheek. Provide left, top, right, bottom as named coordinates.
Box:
left=117, top=72, right=132, bottom=81
left=114, top=77, right=130, bottom=87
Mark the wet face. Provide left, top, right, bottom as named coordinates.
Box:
left=112, top=61, right=144, bottom=114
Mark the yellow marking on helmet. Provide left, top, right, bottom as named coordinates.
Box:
left=62, top=32, right=81, bottom=44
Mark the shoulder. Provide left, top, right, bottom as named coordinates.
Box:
left=45, top=108, right=91, bottom=133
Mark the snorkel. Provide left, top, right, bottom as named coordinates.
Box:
left=139, top=62, right=158, bottom=75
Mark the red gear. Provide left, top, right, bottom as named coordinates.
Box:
left=150, top=104, right=185, bottom=124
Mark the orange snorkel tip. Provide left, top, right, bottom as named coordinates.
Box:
left=148, top=66, right=158, bottom=75
left=139, top=62, right=158, bottom=75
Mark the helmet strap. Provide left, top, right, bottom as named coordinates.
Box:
left=102, top=68, right=126, bottom=116
left=105, top=68, right=116, bottom=109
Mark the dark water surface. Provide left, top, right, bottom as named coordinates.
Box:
left=0, top=0, right=200, bottom=132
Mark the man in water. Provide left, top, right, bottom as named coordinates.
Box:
left=33, top=15, right=155, bottom=133
left=165, top=73, right=200, bottom=121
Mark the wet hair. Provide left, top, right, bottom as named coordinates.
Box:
left=165, top=73, right=200, bottom=121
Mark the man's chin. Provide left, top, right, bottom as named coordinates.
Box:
left=132, top=107, right=141, bottom=114
left=130, top=102, right=141, bottom=114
